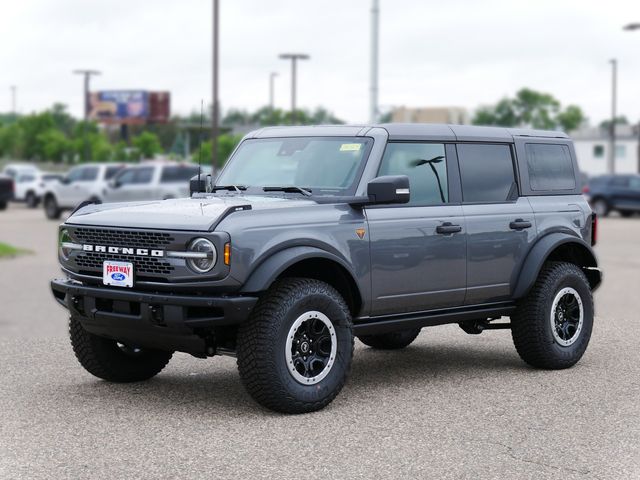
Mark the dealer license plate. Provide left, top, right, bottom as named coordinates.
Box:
left=103, top=261, right=134, bottom=288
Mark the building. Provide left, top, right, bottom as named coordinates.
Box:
left=572, top=125, right=639, bottom=176
left=390, top=106, right=470, bottom=125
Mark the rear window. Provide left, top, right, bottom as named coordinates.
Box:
left=160, top=165, right=200, bottom=183
left=457, top=144, right=516, bottom=203
left=525, top=144, right=576, bottom=191
left=105, top=166, right=125, bottom=180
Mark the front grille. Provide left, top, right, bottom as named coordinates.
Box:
left=72, top=228, right=175, bottom=249
left=75, top=252, right=174, bottom=275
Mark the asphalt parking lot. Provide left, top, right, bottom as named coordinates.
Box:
left=0, top=204, right=638, bottom=479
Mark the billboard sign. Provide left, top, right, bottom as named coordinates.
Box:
left=89, top=90, right=149, bottom=124
left=148, top=91, right=171, bottom=124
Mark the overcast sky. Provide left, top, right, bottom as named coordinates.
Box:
left=3, top=0, right=640, bottom=124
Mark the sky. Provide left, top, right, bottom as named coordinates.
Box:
left=2, top=0, right=640, bottom=125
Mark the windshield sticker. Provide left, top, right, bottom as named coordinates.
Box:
left=339, top=143, right=362, bottom=152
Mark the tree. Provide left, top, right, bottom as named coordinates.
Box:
left=473, top=88, right=585, bottom=132
left=37, top=129, right=73, bottom=163
left=132, top=132, right=162, bottom=159
left=191, top=133, right=242, bottom=168
left=599, top=116, right=628, bottom=131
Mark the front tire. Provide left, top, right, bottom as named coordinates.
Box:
left=511, top=262, right=593, bottom=370
left=26, top=191, right=38, bottom=208
left=0, top=201, right=6, bottom=211
left=44, top=195, right=61, bottom=220
left=358, top=328, right=421, bottom=350
left=237, top=278, right=354, bottom=413
left=69, top=317, right=173, bottom=382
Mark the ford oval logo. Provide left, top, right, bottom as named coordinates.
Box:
left=111, top=272, right=126, bottom=281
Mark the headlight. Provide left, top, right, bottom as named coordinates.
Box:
left=59, top=229, right=73, bottom=260
left=186, top=238, right=217, bottom=273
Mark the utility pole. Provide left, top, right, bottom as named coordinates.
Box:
left=10, top=85, right=16, bottom=115
left=279, top=53, right=310, bottom=124
left=623, top=23, right=640, bottom=173
left=212, top=0, right=220, bottom=172
left=269, top=72, right=278, bottom=111
left=73, top=69, right=101, bottom=161
left=609, top=59, right=617, bottom=174
left=370, top=0, right=380, bottom=124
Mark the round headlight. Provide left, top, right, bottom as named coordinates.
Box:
left=187, top=238, right=217, bottom=273
left=59, top=229, right=73, bottom=260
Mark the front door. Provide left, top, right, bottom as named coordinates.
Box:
left=367, top=142, right=466, bottom=316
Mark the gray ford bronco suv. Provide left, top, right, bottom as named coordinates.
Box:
left=51, top=124, right=602, bottom=413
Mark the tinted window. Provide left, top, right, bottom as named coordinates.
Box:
left=81, top=167, right=99, bottom=181
left=611, top=176, right=630, bottom=188
left=4, top=168, right=16, bottom=179
left=135, top=167, right=154, bottom=184
left=378, top=143, right=448, bottom=205
left=18, top=175, right=35, bottom=183
left=593, top=145, right=604, bottom=158
left=160, top=165, right=200, bottom=183
left=105, top=166, right=124, bottom=180
left=66, top=167, right=85, bottom=182
left=115, top=169, right=136, bottom=186
left=457, top=144, right=516, bottom=203
left=525, top=143, right=576, bottom=191
left=630, top=177, right=640, bottom=190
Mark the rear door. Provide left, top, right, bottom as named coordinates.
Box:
left=366, top=142, right=467, bottom=315
left=457, top=143, right=536, bottom=304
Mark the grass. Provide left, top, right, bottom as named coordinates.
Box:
left=0, top=242, right=30, bottom=258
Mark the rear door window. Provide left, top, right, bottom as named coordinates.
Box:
left=525, top=143, right=576, bottom=191
left=134, top=167, right=154, bottom=184
left=457, top=144, right=516, bottom=203
left=105, top=166, right=124, bottom=180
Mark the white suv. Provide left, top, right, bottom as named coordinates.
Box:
left=103, top=163, right=203, bottom=203
left=43, top=163, right=127, bottom=219
left=14, top=171, right=64, bottom=208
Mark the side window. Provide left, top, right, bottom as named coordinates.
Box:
left=611, top=176, right=629, bottom=188
left=630, top=177, right=640, bottom=191
left=81, top=167, right=99, bottom=181
left=457, top=144, right=516, bottom=203
left=66, top=167, right=85, bottom=183
left=525, top=143, right=576, bottom=191
left=115, top=169, right=136, bottom=186
left=378, top=143, right=448, bottom=205
left=105, top=166, right=124, bottom=180
left=160, top=165, right=200, bottom=183
left=134, top=167, right=154, bottom=184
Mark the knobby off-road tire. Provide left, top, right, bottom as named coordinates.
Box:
left=69, top=317, right=173, bottom=382
left=44, top=195, right=61, bottom=220
left=511, top=262, right=594, bottom=370
left=358, top=328, right=421, bottom=350
left=237, top=278, right=354, bottom=414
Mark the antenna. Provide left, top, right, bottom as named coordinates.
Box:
left=197, top=100, right=204, bottom=191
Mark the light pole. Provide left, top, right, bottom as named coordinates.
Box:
left=609, top=59, right=617, bottom=174
left=623, top=23, right=640, bottom=173
left=370, top=0, right=380, bottom=123
left=10, top=85, right=16, bottom=115
left=73, top=69, right=101, bottom=161
left=269, top=72, right=278, bottom=111
left=212, top=0, right=220, bottom=171
left=279, top=53, right=310, bottom=124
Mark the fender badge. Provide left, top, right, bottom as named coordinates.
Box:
left=355, top=228, right=366, bottom=239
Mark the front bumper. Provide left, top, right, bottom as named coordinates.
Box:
left=51, top=278, right=258, bottom=355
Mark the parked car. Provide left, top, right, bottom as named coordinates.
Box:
left=103, top=163, right=203, bottom=203
left=14, top=171, right=64, bottom=208
left=43, top=163, right=127, bottom=219
left=0, top=174, right=13, bottom=210
left=51, top=124, right=601, bottom=414
left=583, top=174, right=640, bottom=217
left=2, top=163, right=40, bottom=181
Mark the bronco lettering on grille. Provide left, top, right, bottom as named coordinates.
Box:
left=82, top=244, right=165, bottom=257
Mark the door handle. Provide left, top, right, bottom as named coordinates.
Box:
left=436, top=222, right=462, bottom=235
left=509, top=219, right=532, bottom=230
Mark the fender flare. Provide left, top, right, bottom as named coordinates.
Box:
left=513, top=233, right=600, bottom=299
left=240, top=246, right=360, bottom=295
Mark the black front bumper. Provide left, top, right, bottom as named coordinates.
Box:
left=51, top=278, right=258, bottom=356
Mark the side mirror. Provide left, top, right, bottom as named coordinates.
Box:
left=365, top=175, right=410, bottom=205
left=190, top=175, right=206, bottom=196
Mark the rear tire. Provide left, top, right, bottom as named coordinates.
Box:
left=44, top=195, right=61, bottom=220
left=237, top=278, right=354, bottom=413
left=358, top=328, right=421, bottom=350
left=69, top=317, right=173, bottom=382
left=0, top=201, right=6, bottom=211
left=26, top=191, right=38, bottom=208
left=592, top=198, right=609, bottom=217
left=620, top=210, right=634, bottom=218
left=511, top=262, right=593, bottom=370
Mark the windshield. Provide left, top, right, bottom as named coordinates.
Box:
left=216, top=137, right=373, bottom=195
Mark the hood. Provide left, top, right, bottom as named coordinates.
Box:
left=65, top=195, right=319, bottom=231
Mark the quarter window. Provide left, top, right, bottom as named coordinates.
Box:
left=457, top=144, right=516, bottom=203
left=593, top=145, right=604, bottom=158
left=378, top=143, right=448, bottom=205
left=525, top=143, right=576, bottom=191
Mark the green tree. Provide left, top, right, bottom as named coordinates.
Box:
left=191, top=133, right=242, bottom=168
left=0, top=123, right=25, bottom=159
left=473, top=88, right=585, bottom=132
left=37, top=129, right=73, bottom=163
left=17, top=111, right=55, bottom=159
left=132, top=131, right=162, bottom=159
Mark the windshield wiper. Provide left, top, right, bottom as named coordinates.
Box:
left=263, top=186, right=313, bottom=196
left=211, top=185, right=247, bottom=192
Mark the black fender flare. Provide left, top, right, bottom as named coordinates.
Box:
left=512, top=233, right=600, bottom=299
left=240, top=246, right=361, bottom=296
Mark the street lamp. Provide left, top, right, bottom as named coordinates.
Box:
left=212, top=0, right=220, bottom=171
left=73, top=69, right=101, bottom=161
left=609, top=59, right=617, bottom=175
left=279, top=53, right=310, bottom=124
left=269, top=72, right=278, bottom=111
left=623, top=23, right=640, bottom=173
